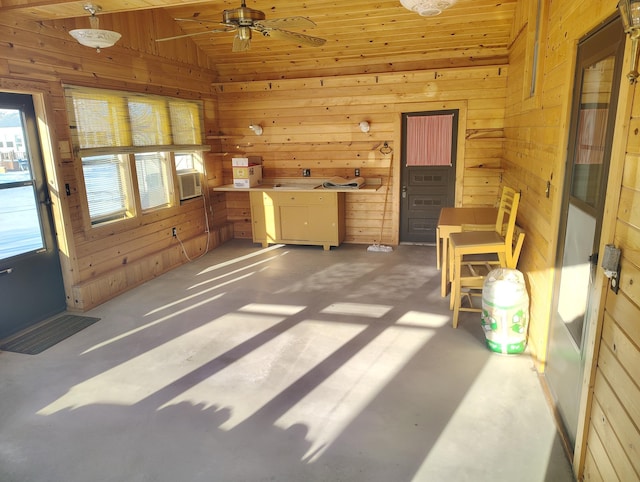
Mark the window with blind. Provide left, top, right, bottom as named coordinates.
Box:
left=64, top=85, right=207, bottom=226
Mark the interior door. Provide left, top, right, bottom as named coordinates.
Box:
left=400, top=111, right=458, bottom=244
left=545, top=16, right=624, bottom=448
left=0, top=93, right=66, bottom=339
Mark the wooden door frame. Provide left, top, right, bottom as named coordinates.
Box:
left=572, top=27, right=634, bottom=480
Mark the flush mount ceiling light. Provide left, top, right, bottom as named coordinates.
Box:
left=400, top=0, right=457, bottom=16
left=618, top=0, right=640, bottom=82
left=359, top=121, right=370, bottom=133
left=69, top=4, right=121, bottom=52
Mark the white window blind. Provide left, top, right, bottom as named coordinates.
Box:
left=82, top=154, right=132, bottom=224
left=169, top=101, right=203, bottom=145
left=128, top=97, right=172, bottom=146
left=135, top=152, right=172, bottom=210
left=64, top=85, right=207, bottom=155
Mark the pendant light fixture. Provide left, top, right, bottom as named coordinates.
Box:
left=399, top=0, right=457, bottom=17
left=69, top=4, right=121, bottom=53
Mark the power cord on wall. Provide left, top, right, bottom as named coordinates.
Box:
left=175, top=192, right=210, bottom=262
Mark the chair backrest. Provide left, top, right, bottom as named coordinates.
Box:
left=495, top=186, right=520, bottom=237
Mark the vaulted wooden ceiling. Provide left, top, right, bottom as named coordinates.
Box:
left=2, top=0, right=518, bottom=81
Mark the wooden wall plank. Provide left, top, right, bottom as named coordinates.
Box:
left=587, top=397, right=627, bottom=482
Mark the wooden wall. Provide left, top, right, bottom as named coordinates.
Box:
left=503, top=0, right=616, bottom=363
left=211, top=67, right=508, bottom=245
left=0, top=11, right=229, bottom=311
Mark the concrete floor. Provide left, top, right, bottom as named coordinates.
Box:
left=0, top=240, right=575, bottom=482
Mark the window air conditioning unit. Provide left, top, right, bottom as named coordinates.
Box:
left=177, top=170, right=202, bottom=200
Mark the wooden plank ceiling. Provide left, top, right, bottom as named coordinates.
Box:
left=1, top=0, right=518, bottom=81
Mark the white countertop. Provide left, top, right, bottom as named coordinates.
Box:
left=212, top=178, right=383, bottom=193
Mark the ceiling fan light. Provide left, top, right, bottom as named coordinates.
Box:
left=238, top=26, right=252, bottom=41
left=400, top=0, right=457, bottom=16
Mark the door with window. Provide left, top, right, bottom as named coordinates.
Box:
left=0, top=93, right=66, bottom=339
left=400, top=111, right=457, bottom=243
left=545, top=16, right=624, bottom=447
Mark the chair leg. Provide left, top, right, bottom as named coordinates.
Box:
left=452, top=273, right=461, bottom=329
left=436, top=226, right=441, bottom=270
left=451, top=253, right=461, bottom=328
left=441, top=234, right=449, bottom=298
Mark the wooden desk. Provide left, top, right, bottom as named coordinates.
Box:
left=437, top=207, right=498, bottom=297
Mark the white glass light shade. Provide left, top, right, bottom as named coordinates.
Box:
left=249, top=124, right=263, bottom=135
left=69, top=4, right=121, bottom=52
left=619, top=0, right=640, bottom=32
left=400, top=0, right=457, bottom=16
left=359, top=121, right=370, bottom=133
left=69, top=29, right=121, bottom=50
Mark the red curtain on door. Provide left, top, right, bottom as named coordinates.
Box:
left=406, top=114, right=454, bottom=166
left=576, top=108, right=608, bottom=165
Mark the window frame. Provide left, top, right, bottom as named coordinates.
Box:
left=64, top=85, right=209, bottom=231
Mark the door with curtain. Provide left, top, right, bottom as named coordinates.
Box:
left=545, top=16, right=624, bottom=448
left=0, top=92, right=66, bottom=339
left=400, top=110, right=458, bottom=243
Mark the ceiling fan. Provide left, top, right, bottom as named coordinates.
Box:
left=156, top=1, right=327, bottom=52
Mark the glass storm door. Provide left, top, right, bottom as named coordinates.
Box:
left=545, top=17, right=624, bottom=447
left=0, top=93, right=66, bottom=339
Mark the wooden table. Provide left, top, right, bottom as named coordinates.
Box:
left=437, top=207, right=498, bottom=297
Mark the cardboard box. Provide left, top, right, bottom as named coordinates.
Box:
left=233, top=165, right=262, bottom=188
left=232, top=156, right=262, bottom=167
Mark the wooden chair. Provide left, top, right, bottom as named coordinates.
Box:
left=447, top=187, right=520, bottom=300
left=449, top=225, right=525, bottom=328
left=447, top=189, right=521, bottom=327
left=440, top=186, right=519, bottom=293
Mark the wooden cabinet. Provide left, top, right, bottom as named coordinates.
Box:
left=250, top=191, right=345, bottom=250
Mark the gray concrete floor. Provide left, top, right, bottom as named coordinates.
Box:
left=0, top=240, right=575, bottom=482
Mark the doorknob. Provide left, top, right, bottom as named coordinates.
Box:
left=402, top=185, right=407, bottom=199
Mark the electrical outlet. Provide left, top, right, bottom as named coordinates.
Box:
left=302, top=168, right=310, bottom=177
left=172, top=227, right=177, bottom=237
left=355, top=168, right=360, bottom=177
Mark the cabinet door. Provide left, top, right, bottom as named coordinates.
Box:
left=307, top=205, right=337, bottom=243
left=279, top=205, right=311, bottom=241
left=250, top=191, right=278, bottom=246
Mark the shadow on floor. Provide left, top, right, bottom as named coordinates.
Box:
left=0, top=240, right=575, bottom=482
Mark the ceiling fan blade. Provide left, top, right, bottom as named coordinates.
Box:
left=232, top=35, right=251, bottom=52
left=266, top=29, right=326, bottom=47
left=174, top=18, right=225, bottom=25
left=256, top=16, right=317, bottom=30
left=156, top=28, right=232, bottom=42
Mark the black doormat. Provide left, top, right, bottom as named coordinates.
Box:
left=0, top=315, right=101, bottom=355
